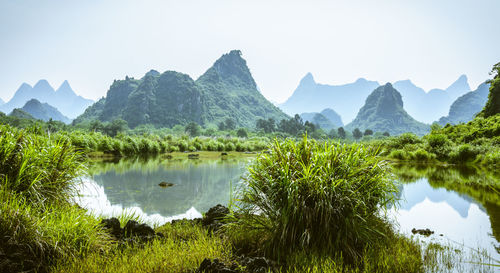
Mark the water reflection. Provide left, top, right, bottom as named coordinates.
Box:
left=390, top=164, right=500, bottom=259
left=77, top=155, right=250, bottom=224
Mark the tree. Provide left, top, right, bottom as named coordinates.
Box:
left=256, top=118, right=275, bottom=133
left=364, top=129, right=373, bottom=136
left=104, top=119, right=128, bottom=137
left=352, top=128, right=363, bottom=140
left=337, top=127, right=346, bottom=139
left=237, top=128, right=248, bottom=138
left=479, top=61, right=500, bottom=118
left=383, top=131, right=390, bottom=137
left=224, top=118, right=236, bottom=130
left=328, top=128, right=338, bottom=139
left=185, top=122, right=201, bottom=136
left=90, top=119, right=104, bottom=132
left=218, top=121, right=226, bottom=131
left=304, top=121, right=316, bottom=133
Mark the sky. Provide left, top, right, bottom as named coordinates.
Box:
left=1, top=0, right=499, bottom=104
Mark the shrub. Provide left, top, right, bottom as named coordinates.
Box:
left=388, top=149, right=408, bottom=160
left=229, top=136, right=397, bottom=262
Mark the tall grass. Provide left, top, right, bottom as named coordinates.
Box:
left=0, top=125, right=110, bottom=272
left=228, top=136, right=398, bottom=262
left=0, top=125, right=85, bottom=206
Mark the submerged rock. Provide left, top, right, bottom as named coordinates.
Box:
left=188, top=153, right=200, bottom=159
left=158, top=181, right=174, bottom=187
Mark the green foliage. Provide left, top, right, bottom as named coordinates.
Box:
left=184, top=122, right=201, bottom=137
left=352, top=128, right=362, bottom=140
left=479, top=61, right=500, bottom=118
left=236, top=128, right=248, bottom=138
left=338, top=127, right=346, bottom=139
left=229, top=136, right=397, bottom=262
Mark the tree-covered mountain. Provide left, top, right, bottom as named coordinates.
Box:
left=438, top=82, right=490, bottom=126
left=19, top=99, right=71, bottom=123
left=393, top=75, right=471, bottom=124
left=0, top=80, right=93, bottom=119
left=279, top=73, right=379, bottom=123
left=74, top=50, right=288, bottom=129
left=345, top=83, right=429, bottom=136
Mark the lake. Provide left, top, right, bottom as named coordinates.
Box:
left=75, top=153, right=500, bottom=260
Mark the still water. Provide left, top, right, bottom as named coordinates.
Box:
left=75, top=155, right=500, bottom=259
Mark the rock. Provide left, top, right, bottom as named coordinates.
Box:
left=124, top=220, right=156, bottom=238
left=197, top=258, right=237, bottom=273
left=221, top=152, right=228, bottom=156
left=239, top=256, right=274, bottom=273
left=411, top=228, right=434, bottom=236
left=202, top=204, right=230, bottom=233
left=158, top=181, right=174, bottom=187
left=188, top=153, right=200, bottom=159
left=101, top=217, right=123, bottom=238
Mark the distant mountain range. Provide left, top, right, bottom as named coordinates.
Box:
left=19, top=99, right=71, bottom=123
left=280, top=74, right=379, bottom=124
left=0, top=80, right=93, bottom=119
left=345, top=83, right=429, bottom=136
left=280, top=73, right=472, bottom=124
left=74, top=50, right=289, bottom=128
left=438, top=82, right=490, bottom=126
left=0, top=98, right=4, bottom=105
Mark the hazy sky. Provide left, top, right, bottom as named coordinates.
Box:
left=1, top=0, right=499, bottom=103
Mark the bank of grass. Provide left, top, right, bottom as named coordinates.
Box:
left=373, top=115, right=500, bottom=171
left=62, top=130, right=270, bottom=156
left=53, top=221, right=233, bottom=273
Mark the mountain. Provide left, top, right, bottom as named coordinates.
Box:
left=300, top=108, right=343, bottom=131
left=438, top=83, right=490, bottom=126
left=0, top=80, right=93, bottom=119
left=74, top=50, right=289, bottom=128
left=9, top=108, right=35, bottom=120
left=393, top=75, right=471, bottom=123
left=20, top=99, right=71, bottom=123
left=478, top=64, right=500, bottom=118
left=320, top=108, right=343, bottom=127
left=0, top=98, right=4, bottom=105
left=345, top=83, right=430, bottom=136
left=279, top=74, right=379, bottom=123
left=300, top=113, right=335, bottom=131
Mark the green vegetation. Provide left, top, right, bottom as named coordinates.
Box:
left=226, top=137, right=407, bottom=264
left=0, top=124, right=110, bottom=272
left=479, top=62, right=500, bottom=118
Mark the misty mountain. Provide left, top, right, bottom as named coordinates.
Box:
left=0, top=80, right=93, bottom=119
left=279, top=73, right=379, bottom=123
left=0, top=98, right=4, bottom=105
left=393, top=75, right=471, bottom=124
left=9, top=108, right=35, bottom=120
left=438, top=82, right=490, bottom=126
left=74, top=50, right=289, bottom=128
left=281, top=74, right=471, bottom=125
left=345, top=83, right=429, bottom=136
left=20, top=99, right=71, bottom=123
left=300, top=108, right=343, bottom=131
left=320, top=108, right=343, bottom=127
left=300, top=113, right=335, bottom=131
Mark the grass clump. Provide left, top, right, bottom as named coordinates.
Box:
left=0, top=125, right=110, bottom=272
left=228, top=136, right=399, bottom=263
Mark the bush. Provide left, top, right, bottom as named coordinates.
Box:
left=388, top=149, right=409, bottom=160
left=229, top=137, right=397, bottom=262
